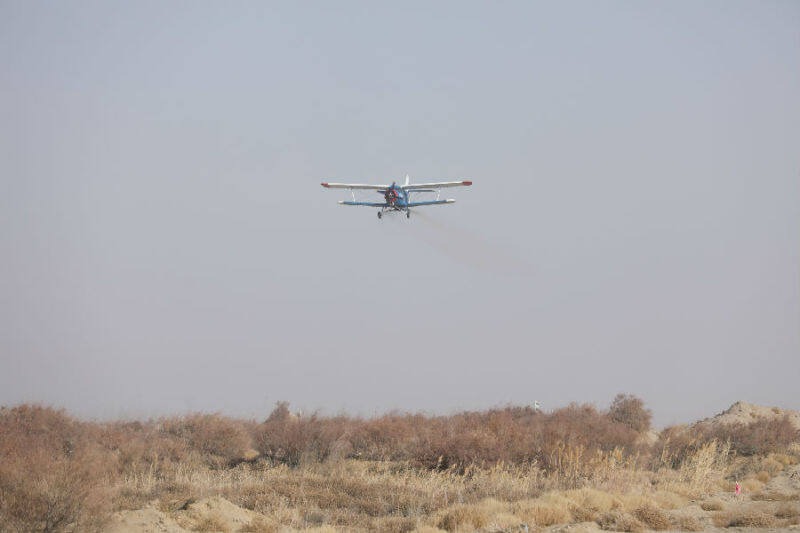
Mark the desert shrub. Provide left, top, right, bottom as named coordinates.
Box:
left=254, top=400, right=643, bottom=472
left=101, top=419, right=195, bottom=476
left=708, top=416, right=799, bottom=456
left=544, top=404, right=640, bottom=453
left=0, top=405, right=114, bottom=532
left=257, top=406, right=354, bottom=466
left=655, top=416, right=797, bottom=469
left=608, top=394, right=652, bottom=433
left=161, top=413, right=254, bottom=467
left=350, top=413, right=431, bottom=461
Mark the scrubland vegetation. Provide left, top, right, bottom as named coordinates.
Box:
left=1, top=396, right=798, bottom=532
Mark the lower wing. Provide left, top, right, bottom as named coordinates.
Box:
left=406, top=200, right=455, bottom=207
left=338, top=201, right=388, bottom=207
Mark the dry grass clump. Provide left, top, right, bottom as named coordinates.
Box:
left=669, top=513, right=704, bottom=531
left=751, top=490, right=800, bottom=501
left=436, top=503, right=492, bottom=531
left=700, top=499, right=724, bottom=511
left=597, top=511, right=644, bottom=532
left=632, top=504, right=670, bottom=530
left=775, top=502, right=800, bottom=519
left=239, top=516, right=279, bottom=533
left=513, top=500, right=572, bottom=526
left=191, top=513, right=231, bottom=532
left=713, top=508, right=778, bottom=528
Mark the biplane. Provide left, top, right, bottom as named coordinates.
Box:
left=321, top=175, right=472, bottom=219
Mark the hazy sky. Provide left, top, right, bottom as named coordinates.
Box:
left=2, top=1, right=798, bottom=427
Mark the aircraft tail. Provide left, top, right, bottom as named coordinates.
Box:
left=404, top=174, right=410, bottom=187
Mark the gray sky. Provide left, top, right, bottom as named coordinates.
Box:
left=2, top=1, right=798, bottom=427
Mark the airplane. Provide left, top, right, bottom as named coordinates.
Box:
left=321, top=174, right=472, bottom=219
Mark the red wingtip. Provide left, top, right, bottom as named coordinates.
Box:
left=321, top=182, right=330, bottom=187
left=462, top=180, right=473, bottom=186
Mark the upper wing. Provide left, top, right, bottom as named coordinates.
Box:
left=321, top=182, right=390, bottom=190
left=403, top=180, right=472, bottom=190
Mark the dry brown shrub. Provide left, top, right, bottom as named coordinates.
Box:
left=632, top=504, right=670, bottom=530
left=249, top=399, right=650, bottom=473
left=256, top=405, right=356, bottom=467
left=608, top=394, right=652, bottom=433
left=0, top=405, right=114, bottom=532
left=707, top=416, right=799, bottom=456
left=161, top=413, right=254, bottom=468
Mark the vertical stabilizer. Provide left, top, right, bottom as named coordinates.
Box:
left=404, top=174, right=410, bottom=187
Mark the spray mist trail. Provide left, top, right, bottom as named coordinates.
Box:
left=411, top=210, right=532, bottom=274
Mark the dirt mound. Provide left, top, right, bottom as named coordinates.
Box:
left=105, top=506, right=186, bottom=533
left=105, top=497, right=277, bottom=533
left=174, top=496, right=274, bottom=531
left=699, top=402, right=800, bottom=430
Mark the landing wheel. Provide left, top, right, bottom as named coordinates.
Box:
left=406, top=211, right=411, bottom=219
left=377, top=211, right=382, bottom=219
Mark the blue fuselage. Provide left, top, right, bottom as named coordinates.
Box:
left=381, top=183, right=409, bottom=209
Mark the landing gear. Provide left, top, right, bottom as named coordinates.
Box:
left=406, top=211, right=411, bottom=219
left=377, top=211, right=382, bottom=219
